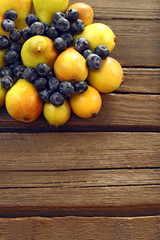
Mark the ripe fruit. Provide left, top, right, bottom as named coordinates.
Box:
left=50, top=92, right=64, bottom=106
left=65, top=8, right=79, bottom=22
left=71, top=19, right=85, bottom=35
left=88, top=57, right=123, bottom=93
left=59, top=81, right=74, bottom=97
left=30, top=22, right=45, bottom=36
left=26, top=14, right=39, bottom=26
left=54, top=47, right=88, bottom=83
left=1, top=19, right=15, bottom=32
left=67, top=2, right=94, bottom=26
left=70, top=85, right=102, bottom=118
left=0, top=78, right=7, bottom=107
left=23, top=67, right=38, bottom=83
left=86, top=54, right=102, bottom=70
left=9, top=29, right=21, bottom=42
left=43, top=99, right=71, bottom=127
left=94, top=45, right=109, bottom=59
left=0, top=35, right=10, bottom=50
left=21, top=35, right=58, bottom=68
left=33, top=0, right=69, bottom=25
left=4, top=10, right=18, bottom=21
left=74, top=23, right=117, bottom=53
left=5, top=79, right=43, bottom=122
left=0, top=0, right=32, bottom=32
left=4, top=50, right=19, bottom=64
left=74, top=37, right=89, bottom=53
left=1, top=75, right=13, bottom=89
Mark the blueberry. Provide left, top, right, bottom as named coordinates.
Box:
left=1, top=75, right=13, bottom=89
left=34, top=78, right=48, bottom=91
left=54, top=37, right=67, bottom=52
left=39, top=89, right=51, bottom=102
left=4, top=50, right=18, bottom=64
left=61, top=32, right=73, bottom=47
left=56, top=17, right=70, bottom=32
left=48, top=77, right=60, bottom=92
left=50, top=92, right=64, bottom=106
left=21, top=27, right=32, bottom=41
left=0, top=35, right=10, bottom=50
left=75, top=37, right=88, bottom=53
left=36, top=63, right=50, bottom=77
left=86, top=54, right=102, bottom=70
left=74, top=81, right=88, bottom=94
left=47, top=70, right=54, bottom=80
left=4, top=10, right=18, bottom=21
left=13, top=64, right=26, bottom=78
left=71, top=19, right=85, bottom=35
left=30, top=22, right=45, bottom=35
left=23, top=67, right=38, bottom=83
left=65, top=8, right=79, bottom=22
left=59, top=81, right=74, bottom=97
left=42, top=22, right=49, bottom=35
left=1, top=19, right=15, bottom=32
left=26, top=14, right=39, bottom=26
left=94, top=45, right=109, bottom=59
left=0, top=66, right=13, bottom=78
left=9, top=29, right=21, bottom=42
left=10, top=42, right=22, bottom=53
left=47, top=26, right=58, bottom=40
left=53, top=12, right=65, bottom=23
left=83, top=49, right=93, bottom=59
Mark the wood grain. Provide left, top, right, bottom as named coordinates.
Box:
left=105, top=19, right=160, bottom=67
left=0, top=132, right=159, bottom=171
left=118, top=68, right=160, bottom=93
left=70, top=0, right=160, bottom=19
left=0, top=216, right=160, bottom=240
left=1, top=169, right=160, bottom=188
left=0, top=93, right=159, bottom=132
left=0, top=185, right=159, bottom=217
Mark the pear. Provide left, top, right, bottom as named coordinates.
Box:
left=21, top=35, right=58, bottom=68
left=33, top=0, right=69, bottom=25
left=0, top=0, right=32, bottom=33
left=5, top=79, right=43, bottom=122
left=0, top=49, right=7, bottom=69
left=43, top=99, right=71, bottom=127
left=74, top=23, right=117, bottom=53
left=0, top=78, right=7, bottom=108
left=88, top=57, right=123, bottom=93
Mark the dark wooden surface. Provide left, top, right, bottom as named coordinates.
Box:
left=0, top=0, right=160, bottom=239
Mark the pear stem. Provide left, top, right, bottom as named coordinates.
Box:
left=37, top=46, right=42, bottom=52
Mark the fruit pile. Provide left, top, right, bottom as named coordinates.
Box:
left=0, top=0, right=123, bottom=127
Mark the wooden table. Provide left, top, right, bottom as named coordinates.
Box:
left=0, top=0, right=160, bottom=239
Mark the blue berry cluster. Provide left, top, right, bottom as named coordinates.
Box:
left=0, top=8, right=110, bottom=107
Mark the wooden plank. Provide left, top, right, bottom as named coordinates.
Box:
left=70, top=0, right=160, bottom=19
left=104, top=19, right=160, bottom=67
left=118, top=68, right=160, bottom=93
left=0, top=93, right=159, bottom=132
left=0, top=132, right=159, bottom=171
left=0, top=216, right=160, bottom=240
left=1, top=169, right=160, bottom=188
left=0, top=185, right=159, bottom=217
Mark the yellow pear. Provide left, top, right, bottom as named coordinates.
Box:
left=5, top=79, right=43, bottom=122
left=21, top=35, right=58, bottom=68
left=0, top=78, right=7, bottom=108
left=0, top=0, right=32, bottom=33
left=43, top=99, right=71, bottom=127
left=74, top=23, right=117, bottom=53
left=33, top=0, right=69, bottom=25
left=0, top=49, right=7, bottom=69
left=88, top=57, right=123, bottom=93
